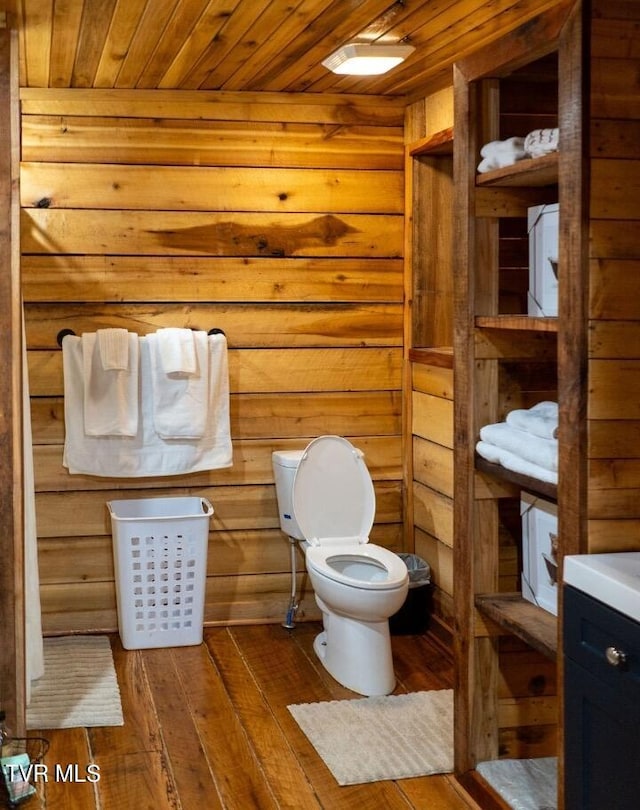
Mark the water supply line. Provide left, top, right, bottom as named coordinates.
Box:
left=282, top=536, right=299, bottom=629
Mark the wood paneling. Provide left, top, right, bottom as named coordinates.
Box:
left=22, top=210, right=404, bottom=257
left=13, top=0, right=571, bottom=100
left=28, top=347, right=403, bottom=397
left=586, top=0, right=640, bottom=549
left=403, top=92, right=456, bottom=642
left=0, top=27, right=24, bottom=734
left=21, top=90, right=405, bottom=633
left=22, top=116, right=405, bottom=170
left=21, top=163, right=405, bottom=213
left=22, top=255, right=403, bottom=303
left=19, top=88, right=406, bottom=125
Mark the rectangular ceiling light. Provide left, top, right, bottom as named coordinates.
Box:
left=322, top=43, right=415, bottom=76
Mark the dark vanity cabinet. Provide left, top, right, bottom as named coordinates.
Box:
left=564, top=584, right=640, bottom=809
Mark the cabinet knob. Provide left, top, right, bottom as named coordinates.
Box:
left=605, top=646, right=628, bottom=668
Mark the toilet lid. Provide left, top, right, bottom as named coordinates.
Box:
left=292, top=435, right=375, bottom=546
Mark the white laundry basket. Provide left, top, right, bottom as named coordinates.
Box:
left=108, top=496, right=213, bottom=650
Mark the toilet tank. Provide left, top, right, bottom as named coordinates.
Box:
left=272, top=450, right=305, bottom=540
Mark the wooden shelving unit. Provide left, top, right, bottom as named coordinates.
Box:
left=474, top=454, right=557, bottom=501
left=476, top=152, right=558, bottom=187
left=409, top=127, right=454, bottom=157
left=474, top=315, right=557, bottom=332
left=406, top=126, right=454, bottom=353
left=475, top=593, right=558, bottom=659
left=404, top=120, right=455, bottom=639
left=452, top=3, right=585, bottom=809
left=407, top=346, right=453, bottom=367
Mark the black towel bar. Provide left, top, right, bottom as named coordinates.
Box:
left=57, top=327, right=226, bottom=347
left=56, top=328, right=76, bottom=346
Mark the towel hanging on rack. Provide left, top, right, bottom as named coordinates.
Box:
left=61, top=332, right=232, bottom=477
left=81, top=331, right=139, bottom=436
left=147, top=329, right=209, bottom=439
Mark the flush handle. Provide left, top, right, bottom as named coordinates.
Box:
left=605, top=646, right=628, bottom=669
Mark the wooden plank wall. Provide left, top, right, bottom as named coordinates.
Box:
left=405, top=89, right=456, bottom=639
left=19, top=88, right=406, bottom=634
left=0, top=27, right=25, bottom=733
left=586, top=0, right=640, bottom=554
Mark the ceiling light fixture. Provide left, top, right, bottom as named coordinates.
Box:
left=321, top=43, right=415, bottom=76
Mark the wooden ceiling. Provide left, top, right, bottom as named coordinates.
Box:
left=9, top=0, right=562, bottom=98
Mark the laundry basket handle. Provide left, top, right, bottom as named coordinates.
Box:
left=201, top=498, right=214, bottom=517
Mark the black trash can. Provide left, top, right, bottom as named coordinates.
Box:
left=389, top=553, right=432, bottom=635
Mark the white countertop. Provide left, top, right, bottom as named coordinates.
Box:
left=563, top=553, right=640, bottom=622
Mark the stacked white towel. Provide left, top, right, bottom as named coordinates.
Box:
left=97, top=328, right=130, bottom=371
left=477, top=137, right=527, bottom=173
left=154, top=326, right=197, bottom=375
left=81, top=330, right=139, bottom=436
left=477, top=128, right=560, bottom=173
left=523, top=127, right=559, bottom=159
left=506, top=400, right=558, bottom=439
left=476, top=402, right=558, bottom=485
left=147, top=329, right=209, bottom=439
left=62, top=331, right=232, bottom=477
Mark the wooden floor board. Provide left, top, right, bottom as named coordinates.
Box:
left=205, top=627, right=322, bottom=810
left=171, top=643, right=278, bottom=810
left=142, top=646, right=225, bottom=809
left=26, top=622, right=480, bottom=809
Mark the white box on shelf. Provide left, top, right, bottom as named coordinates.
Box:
left=527, top=202, right=559, bottom=317
left=521, top=491, right=558, bottom=616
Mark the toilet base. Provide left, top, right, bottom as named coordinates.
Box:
left=313, top=608, right=396, bottom=696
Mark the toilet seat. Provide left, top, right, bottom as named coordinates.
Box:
left=306, top=543, right=408, bottom=591
left=293, top=435, right=408, bottom=591
left=292, top=435, right=375, bottom=547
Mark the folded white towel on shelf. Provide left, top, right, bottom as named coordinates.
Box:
left=155, top=327, right=197, bottom=374
left=147, top=329, right=208, bottom=439
left=480, top=421, right=558, bottom=472
left=63, top=333, right=232, bottom=477
left=80, top=332, right=139, bottom=436
left=524, top=127, right=559, bottom=158
left=476, top=440, right=558, bottom=485
left=477, top=136, right=527, bottom=173
left=97, top=328, right=130, bottom=371
left=506, top=401, right=558, bottom=439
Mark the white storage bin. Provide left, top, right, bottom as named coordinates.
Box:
left=521, top=491, right=558, bottom=616
left=108, top=496, right=213, bottom=649
left=527, top=202, right=559, bottom=317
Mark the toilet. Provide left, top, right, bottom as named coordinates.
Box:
left=272, top=435, right=409, bottom=696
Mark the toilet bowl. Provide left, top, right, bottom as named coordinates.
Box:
left=272, top=435, right=409, bottom=696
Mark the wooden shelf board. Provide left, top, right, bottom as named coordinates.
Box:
left=456, top=770, right=513, bottom=810
left=408, top=127, right=454, bottom=156
left=475, top=593, right=558, bottom=659
left=408, top=346, right=453, bottom=368
left=475, top=314, right=558, bottom=332
left=475, top=454, right=557, bottom=501
left=475, top=152, right=558, bottom=187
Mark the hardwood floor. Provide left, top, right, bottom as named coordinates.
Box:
left=25, top=623, right=481, bottom=809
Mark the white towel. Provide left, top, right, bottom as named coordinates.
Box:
left=479, top=421, right=558, bottom=472
left=80, top=332, right=139, bottom=436
left=524, top=127, right=559, bottom=158
left=476, top=440, right=558, bottom=485
left=147, top=329, right=208, bottom=439
left=63, top=333, right=232, bottom=477
left=477, top=136, right=527, bottom=173
left=506, top=401, right=558, bottom=439
left=155, top=327, right=197, bottom=374
left=97, top=328, right=130, bottom=371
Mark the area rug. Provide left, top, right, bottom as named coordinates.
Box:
left=477, top=757, right=557, bottom=810
left=288, top=689, right=453, bottom=785
left=27, top=636, right=124, bottom=729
